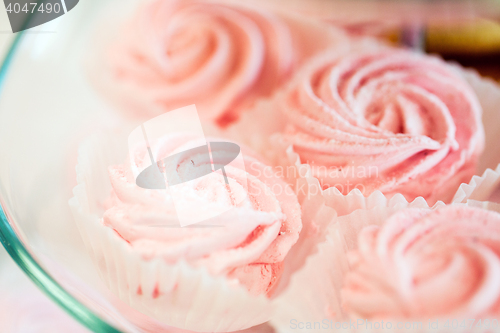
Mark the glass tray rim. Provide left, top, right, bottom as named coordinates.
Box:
left=0, top=5, right=122, bottom=333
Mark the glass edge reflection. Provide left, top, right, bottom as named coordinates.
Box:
left=0, top=2, right=123, bottom=332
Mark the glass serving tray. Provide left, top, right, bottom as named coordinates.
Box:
left=0, top=0, right=499, bottom=332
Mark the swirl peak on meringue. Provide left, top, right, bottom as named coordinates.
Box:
left=342, top=206, right=500, bottom=319
left=277, top=48, right=484, bottom=203
left=102, top=133, right=302, bottom=296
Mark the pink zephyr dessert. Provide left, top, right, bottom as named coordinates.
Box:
left=342, top=206, right=500, bottom=319
left=102, top=133, right=302, bottom=296
left=277, top=48, right=485, bottom=204
left=95, top=0, right=348, bottom=127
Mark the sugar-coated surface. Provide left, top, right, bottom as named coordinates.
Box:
left=279, top=49, right=485, bottom=203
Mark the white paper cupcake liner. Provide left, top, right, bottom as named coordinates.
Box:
left=449, top=66, right=500, bottom=205
left=270, top=190, right=437, bottom=333
left=270, top=195, right=500, bottom=333
left=69, top=131, right=273, bottom=332
left=452, top=164, right=500, bottom=204
left=275, top=137, right=444, bottom=216
left=460, top=68, right=500, bottom=174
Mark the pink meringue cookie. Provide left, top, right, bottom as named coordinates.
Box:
left=102, top=133, right=302, bottom=296
left=97, top=0, right=348, bottom=127
left=342, top=206, right=500, bottom=319
left=278, top=49, right=484, bottom=203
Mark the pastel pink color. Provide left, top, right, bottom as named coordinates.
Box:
left=278, top=49, right=484, bottom=204
left=102, top=133, right=302, bottom=296
left=0, top=274, right=89, bottom=333
left=98, top=0, right=348, bottom=126
left=342, top=206, right=500, bottom=319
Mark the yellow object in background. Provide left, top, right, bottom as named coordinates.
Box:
left=427, top=19, right=500, bottom=54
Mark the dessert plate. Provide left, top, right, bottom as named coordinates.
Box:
left=0, top=0, right=498, bottom=332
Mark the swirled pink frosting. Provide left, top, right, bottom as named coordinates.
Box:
left=342, top=206, right=500, bottom=319
left=102, top=133, right=302, bottom=296
left=98, top=0, right=348, bottom=127
left=278, top=49, right=484, bottom=203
